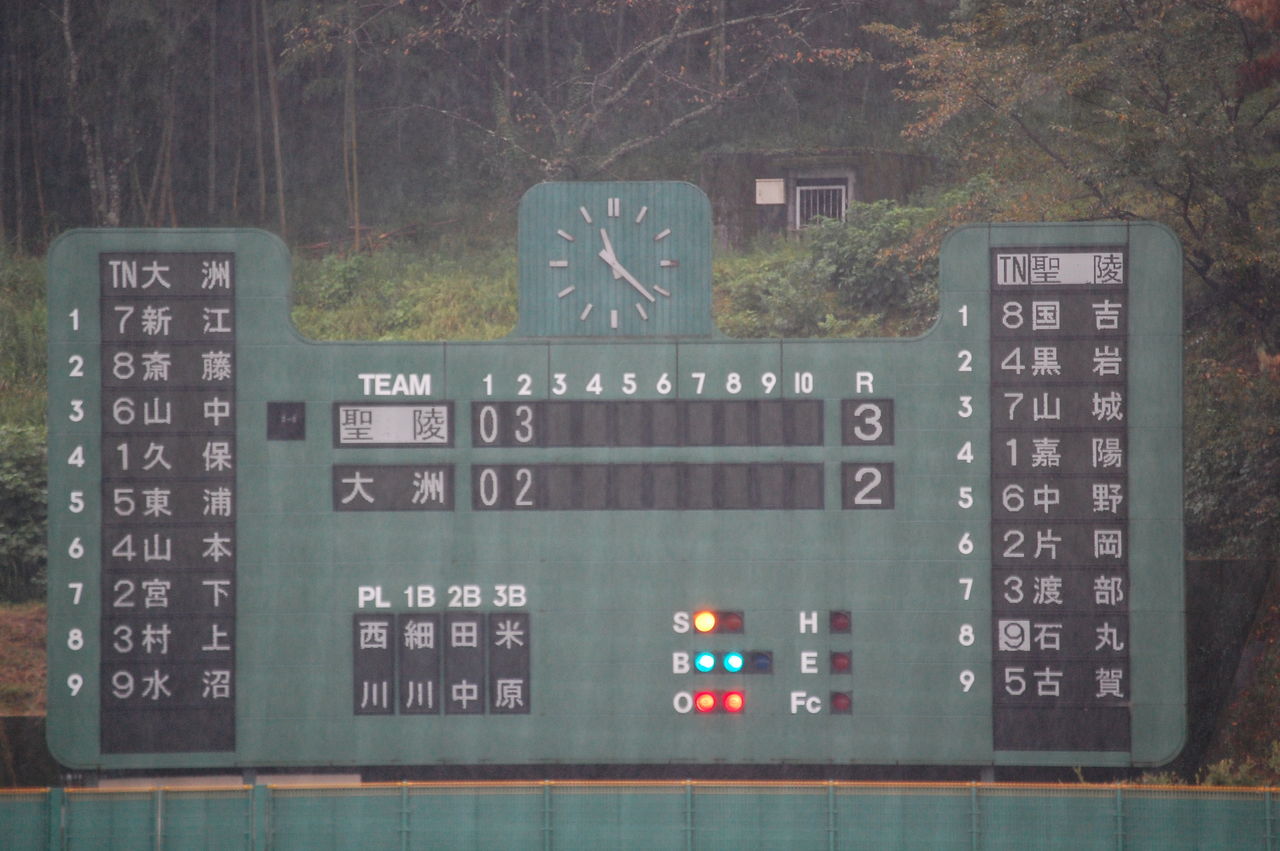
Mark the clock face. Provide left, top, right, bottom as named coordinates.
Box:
left=516, top=182, right=713, bottom=337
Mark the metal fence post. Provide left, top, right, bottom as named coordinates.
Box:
left=543, top=781, right=553, bottom=851
left=827, top=781, right=836, bottom=851
left=400, top=783, right=410, bottom=851
left=251, top=784, right=270, bottom=851
left=1114, top=785, right=1124, bottom=851
left=970, top=783, right=980, bottom=851
left=153, top=788, right=165, bottom=851
left=1266, top=788, right=1274, bottom=851
left=684, top=781, right=694, bottom=851
left=47, top=787, right=66, bottom=851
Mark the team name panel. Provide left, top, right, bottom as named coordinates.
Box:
left=45, top=223, right=1184, bottom=771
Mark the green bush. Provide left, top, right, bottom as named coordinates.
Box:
left=0, top=425, right=47, bottom=602
left=713, top=240, right=831, bottom=338
left=714, top=200, right=940, bottom=339
left=292, top=245, right=517, bottom=342
left=804, top=200, right=938, bottom=320
left=1199, top=743, right=1280, bottom=786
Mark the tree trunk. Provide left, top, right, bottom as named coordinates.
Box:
left=143, top=83, right=176, bottom=227
left=107, top=151, right=123, bottom=228
left=541, top=0, right=551, bottom=93
left=12, top=50, right=25, bottom=250
left=248, top=0, right=267, bottom=224
left=343, top=1, right=361, bottom=252
left=25, top=49, right=48, bottom=244
left=207, top=4, right=218, bottom=219
left=60, top=0, right=112, bottom=227
left=713, top=0, right=726, bottom=90
left=261, top=0, right=287, bottom=237
left=1, top=32, right=9, bottom=248
left=162, top=82, right=177, bottom=226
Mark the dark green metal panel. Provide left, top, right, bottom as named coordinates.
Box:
left=45, top=209, right=1183, bottom=771
left=833, top=787, right=974, bottom=850
left=4, top=784, right=1273, bottom=850
left=0, top=790, right=50, bottom=850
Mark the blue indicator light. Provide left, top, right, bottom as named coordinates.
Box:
left=723, top=652, right=745, bottom=673
left=694, top=651, right=717, bottom=673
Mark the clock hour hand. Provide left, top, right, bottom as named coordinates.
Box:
left=597, top=228, right=656, bottom=302
left=597, top=229, right=623, bottom=279
left=597, top=248, right=623, bottom=279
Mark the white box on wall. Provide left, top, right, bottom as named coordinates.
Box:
left=755, top=178, right=785, bottom=205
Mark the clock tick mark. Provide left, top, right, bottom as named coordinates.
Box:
left=635, top=303, right=648, bottom=320
left=557, top=286, right=575, bottom=298
left=610, top=309, right=619, bottom=329
left=653, top=286, right=671, bottom=297
left=580, top=303, right=593, bottom=320
left=557, top=229, right=575, bottom=242
left=579, top=206, right=593, bottom=224
left=549, top=260, right=569, bottom=268
left=635, top=206, right=648, bottom=224
left=654, top=228, right=671, bottom=241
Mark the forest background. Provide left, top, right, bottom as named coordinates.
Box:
left=1, top=0, right=1279, bottom=784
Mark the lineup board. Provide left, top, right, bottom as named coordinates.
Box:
left=46, top=196, right=1184, bottom=770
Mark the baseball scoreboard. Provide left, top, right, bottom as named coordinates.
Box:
left=46, top=182, right=1185, bottom=770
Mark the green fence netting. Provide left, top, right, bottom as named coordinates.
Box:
left=1, top=782, right=1275, bottom=850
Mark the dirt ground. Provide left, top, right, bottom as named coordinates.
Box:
left=0, top=602, right=46, bottom=715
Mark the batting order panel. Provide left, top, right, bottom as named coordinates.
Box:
left=45, top=218, right=1183, bottom=771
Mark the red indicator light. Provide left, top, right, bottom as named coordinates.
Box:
left=691, top=610, right=744, bottom=634
left=723, top=691, right=745, bottom=713
left=829, top=610, right=852, bottom=633
left=830, top=691, right=853, bottom=714
left=694, top=691, right=718, bottom=713
left=830, top=652, right=852, bottom=674
left=719, top=611, right=744, bottom=633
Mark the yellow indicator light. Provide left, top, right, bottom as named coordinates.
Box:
left=693, top=611, right=718, bottom=633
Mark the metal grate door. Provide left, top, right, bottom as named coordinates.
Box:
left=795, top=184, right=847, bottom=227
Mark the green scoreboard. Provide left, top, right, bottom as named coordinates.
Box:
left=46, top=182, right=1185, bottom=771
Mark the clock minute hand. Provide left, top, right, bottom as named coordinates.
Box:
left=597, top=248, right=623, bottom=279
left=597, top=229, right=656, bottom=302
left=609, top=256, right=656, bottom=303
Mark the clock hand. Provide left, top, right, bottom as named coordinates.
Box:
left=597, top=226, right=656, bottom=302
left=597, top=248, right=655, bottom=301
left=597, top=248, right=623, bottom=279
left=597, top=229, right=624, bottom=279
left=614, top=262, right=657, bottom=303
left=597, top=230, right=626, bottom=279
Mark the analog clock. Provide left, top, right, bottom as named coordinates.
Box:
left=516, top=182, right=713, bottom=337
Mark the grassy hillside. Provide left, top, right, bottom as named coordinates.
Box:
left=0, top=253, right=46, bottom=426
